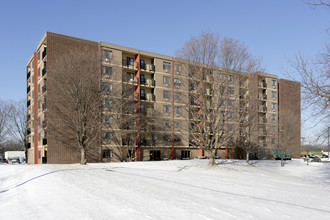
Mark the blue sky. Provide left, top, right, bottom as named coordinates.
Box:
left=0, top=0, right=328, bottom=140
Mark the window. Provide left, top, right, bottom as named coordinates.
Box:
left=102, top=83, right=112, bottom=94
left=174, top=78, right=181, bottom=87
left=228, top=100, right=234, bottom=107
left=163, top=91, right=171, bottom=100
left=220, top=86, right=225, bottom=94
left=140, top=74, right=146, bottom=84
left=272, top=138, right=277, bottom=144
left=163, top=61, right=171, bottom=72
left=127, top=72, right=134, bottom=82
left=102, top=49, right=112, bottom=59
left=228, top=87, right=234, bottom=95
left=102, top=132, right=113, bottom=143
left=174, top=92, right=181, bottom=101
left=102, top=99, right=112, bottom=108
left=163, top=105, right=171, bottom=114
left=228, top=112, right=234, bottom=119
left=174, top=121, right=181, bottom=130
left=219, top=73, right=225, bottom=80
left=181, top=150, right=190, bottom=159
left=140, top=59, right=145, bottom=69
left=140, top=89, right=145, bottom=99
left=102, top=66, right=112, bottom=78
left=272, top=126, right=277, bottom=133
left=174, top=106, right=182, bottom=115
left=163, top=76, right=171, bottom=85
left=163, top=120, right=171, bottom=129
left=102, top=149, right=113, bottom=158
left=272, top=91, right=276, bottom=99
left=140, top=104, right=145, bottom=113
left=272, top=79, right=276, bottom=87
left=272, top=114, right=276, bottom=122
left=174, top=136, right=182, bottom=144
left=174, top=64, right=182, bottom=73
left=127, top=57, right=134, bottom=66
left=102, top=115, right=112, bottom=125
left=38, top=68, right=40, bottom=77
left=229, top=75, right=234, bottom=82
left=272, top=103, right=277, bottom=110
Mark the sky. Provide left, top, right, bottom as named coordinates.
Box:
left=0, top=0, right=328, bottom=140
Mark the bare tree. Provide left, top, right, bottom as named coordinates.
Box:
left=0, top=100, right=8, bottom=145
left=177, top=32, right=263, bottom=165
left=48, top=49, right=102, bottom=165
left=287, top=44, right=329, bottom=141
left=7, top=100, right=27, bottom=159
left=303, top=0, right=330, bottom=8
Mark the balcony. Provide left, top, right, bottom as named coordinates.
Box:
left=259, top=117, right=267, bottom=124
left=27, top=129, right=31, bottom=135
left=259, top=130, right=267, bottom=136
left=42, top=120, right=47, bottom=128
left=42, top=85, right=47, bottom=94
left=42, top=68, right=46, bottom=77
left=27, top=86, right=31, bottom=94
left=258, top=82, right=267, bottom=89
left=124, top=78, right=139, bottom=85
left=27, top=100, right=31, bottom=108
left=42, top=103, right=47, bottom=111
left=27, top=71, right=31, bottom=80
left=258, top=106, right=267, bottom=113
left=42, top=48, right=47, bottom=60
left=42, top=138, right=47, bottom=145
left=122, top=59, right=136, bottom=70
left=259, top=94, right=267, bottom=100
left=27, top=114, right=31, bottom=121
left=140, top=94, right=155, bottom=102
left=140, top=79, right=156, bottom=88
left=141, top=63, right=155, bottom=72
left=27, top=143, right=31, bottom=149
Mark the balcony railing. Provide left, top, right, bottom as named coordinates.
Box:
left=42, top=85, right=47, bottom=94
left=42, top=48, right=47, bottom=59
left=259, top=117, right=267, bottom=124
left=141, top=63, right=155, bottom=72
left=259, top=94, right=267, bottom=100
left=140, top=79, right=156, bottom=87
left=122, top=59, right=135, bottom=69
left=42, top=68, right=46, bottom=77
left=259, top=106, right=267, bottom=112
left=258, top=82, right=267, bottom=88
left=42, top=120, right=47, bottom=128
left=42, top=103, right=47, bottom=111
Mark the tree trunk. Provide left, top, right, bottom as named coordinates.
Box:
left=80, top=147, right=87, bottom=165
left=208, top=149, right=216, bottom=166
left=246, top=150, right=250, bottom=164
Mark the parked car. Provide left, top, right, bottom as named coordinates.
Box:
left=310, top=156, right=321, bottom=162
left=0, top=158, right=8, bottom=164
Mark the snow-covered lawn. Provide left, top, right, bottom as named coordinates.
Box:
left=1, top=159, right=330, bottom=219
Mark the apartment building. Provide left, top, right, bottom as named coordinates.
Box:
left=26, top=32, right=301, bottom=164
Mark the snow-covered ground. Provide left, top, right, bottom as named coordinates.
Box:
left=1, top=159, right=330, bottom=220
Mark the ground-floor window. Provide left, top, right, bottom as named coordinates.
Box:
left=181, top=150, right=190, bottom=159
left=102, top=149, right=112, bottom=159
left=150, top=150, right=161, bottom=161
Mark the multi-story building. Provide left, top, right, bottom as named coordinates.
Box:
left=26, top=32, right=301, bottom=164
